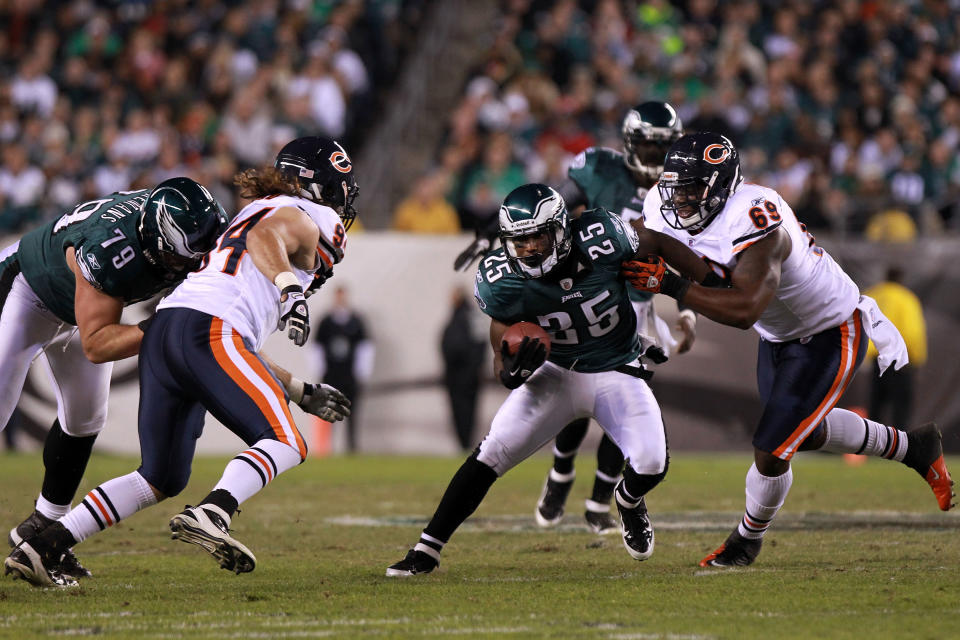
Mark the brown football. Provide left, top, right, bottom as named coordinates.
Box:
left=502, top=321, right=551, bottom=357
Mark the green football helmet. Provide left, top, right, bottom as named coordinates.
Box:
left=138, top=177, right=229, bottom=275
left=622, top=101, right=684, bottom=180
left=498, top=183, right=571, bottom=279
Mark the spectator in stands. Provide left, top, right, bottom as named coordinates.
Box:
left=864, top=267, right=927, bottom=427
left=392, top=171, right=460, bottom=234
left=313, top=286, right=374, bottom=454
left=0, top=144, right=45, bottom=232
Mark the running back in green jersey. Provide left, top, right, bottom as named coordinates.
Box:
left=474, top=208, right=643, bottom=373
left=568, top=146, right=653, bottom=303
left=17, top=191, right=180, bottom=325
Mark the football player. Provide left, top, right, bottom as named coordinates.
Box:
left=386, top=183, right=721, bottom=577
left=0, top=177, right=228, bottom=581
left=622, top=132, right=955, bottom=567
left=5, top=136, right=356, bottom=587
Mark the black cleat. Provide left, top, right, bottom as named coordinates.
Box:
left=385, top=549, right=438, bottom=577
left=8, top=510, right=54, bottom=548
left=700, top=528, right=763, bottom=568
left=584, top=500, right=619, bottom=535
left=902, top=423, right=955, bottom=511
left=4, top=542, right=78, bottom=588
left=615, top=492, right=654, bottom=560
left=535, top=470, right=575, bottom=527
left=58, top=548, right=93, bottom=580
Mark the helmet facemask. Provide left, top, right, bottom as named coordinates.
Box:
left=502, top=220, right=570, bottom=279
left=659, top=164, right=740, bottom=233
left=621, top=102, right=684, bottom=181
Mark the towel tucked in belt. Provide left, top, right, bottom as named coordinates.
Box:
left=857, top=294, right=908, bottom=376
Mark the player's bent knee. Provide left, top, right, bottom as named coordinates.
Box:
left=476, top=436, right=513, bottom=477
left=623, top=456, right=669, bottom=496
left=249, top=438, right=305, bottom=476
left=138, top=466, right=190, bottom=498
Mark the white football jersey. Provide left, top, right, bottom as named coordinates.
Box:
left=644, top=182, right=859, bottom=342
left=158, top=195, right=346, bottom=350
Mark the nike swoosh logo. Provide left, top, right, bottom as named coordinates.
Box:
left=930, top=468, right=941, bottom=481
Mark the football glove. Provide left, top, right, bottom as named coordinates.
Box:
left=621, top=255, right=690, bottom=301
left=298, top=383, right=351, bottom=422
left=639, top=335, right=668, bottom=365
left=304, top=266, right=333, bottom=299
left=453, top=236, right=491, bottom=272
left=499, top=336, right=548, bottom=389
left=278, top=283, right=310, bottom=346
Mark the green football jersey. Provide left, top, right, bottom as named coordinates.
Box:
left=474, top=208, right=642, bottom=373
left=17, top=191, right=179, bottom=325
left=568, top=146, right=653, bottom=303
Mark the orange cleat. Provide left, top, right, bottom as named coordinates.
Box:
left=699, top=529, right=762, bottom=568
left=903, top=423, right=956, bottom=511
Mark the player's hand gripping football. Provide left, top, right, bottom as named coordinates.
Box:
left=278, top=283, right=310, bottom=346
left=499, top=336, right=548, bottom=390
left=621, top=254, right=690, bottom=301
left=297, top=383, right=352, bottom=422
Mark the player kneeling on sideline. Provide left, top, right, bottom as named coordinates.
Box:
left=0, top=177, right=228, bottom=582
left=5, top=136, right=358, bottom=587
left=386, top=183, right=722, bottom=577
left=621, top=132, right=954, bottom=568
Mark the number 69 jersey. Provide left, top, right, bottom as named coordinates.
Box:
left=644, top=183, right=859, bottom=342
left=158, top=195, right=346, bottom=351
left=474, top=208, right=643, bottom=373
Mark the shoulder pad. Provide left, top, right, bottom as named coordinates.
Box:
left=574, top=209, right=638, bottom=265
left=474, top=250, right=524, bottom=322
left=722, top=185, right=785, bottom=255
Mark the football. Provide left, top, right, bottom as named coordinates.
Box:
left=502, top=321, right=551, bottom=357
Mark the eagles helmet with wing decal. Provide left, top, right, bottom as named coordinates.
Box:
left=138, top=177, right=229, bottom=275
left=622, top=101, right=684, bottom=181
left=498, top=183, right=572, bottom=279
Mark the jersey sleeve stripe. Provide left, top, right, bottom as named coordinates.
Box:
left=317, top=233, right=343, bottom=264
left=316, top=245, right=334, bottom=270
left=732, top=223, right=783, bottom=255
left=731, top=221, right=782, bottom=247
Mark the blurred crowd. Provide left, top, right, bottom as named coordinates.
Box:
left=0, top=0, right=424, bottom=232
left=396, top=0, right=960, bottom=238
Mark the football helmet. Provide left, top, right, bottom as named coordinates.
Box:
left=138, top=177, right=229, bottom=275
left=275, top=136, right=359, bottom=231
left=622, top=101, right=684, bottom=180
left=658, top=132, right=742, bottom=233
left=498, top=183, right=571, bottom=279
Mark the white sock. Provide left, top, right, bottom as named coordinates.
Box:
left=60, top=472, right=157, bottom=544
left=35, top=494, right=70, bottom=520
left=212, top=439, right=303, bottom=506
left=737, top=463, right=792, bottom=540
left=821, top=408, right=907, bottom=461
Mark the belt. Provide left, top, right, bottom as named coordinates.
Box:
left=615, top=363, right=653, bottom=381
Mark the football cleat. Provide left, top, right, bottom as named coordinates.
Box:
left=9, top=510, right=92, bottom=579
left=4, top=542, right=78, bottom=588
left=534, top=470, right=575, bottom=528
left=170, top=506, right=256, bottom=574
left=584, top=500, right=619, bottom=535
left=902, top=422, right=955, bottom=511
left=699, top=529, right=763, bottom=568
left=385, top=549, right=438, bottom=577
left=614, top=492, right=654, bottom=560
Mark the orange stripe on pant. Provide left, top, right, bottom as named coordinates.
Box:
left=773, top=311, right=862, bottom=459
left=229, top=332, right=307, bottom=458
left=209, top=318, right=300, bottom=453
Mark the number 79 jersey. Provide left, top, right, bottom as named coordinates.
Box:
left=158, top=195, right=346, bottom=351
left=474, top=208, right=643, bottom=373
left=644, top=182, right=860, bottom=342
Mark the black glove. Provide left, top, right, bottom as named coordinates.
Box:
left=304, top=267, right=332, bottom=298
left=298, top=383, right=351, bottom=422
left=499, top=336, right=548, bottom=389
left=643, top=344, right=668, bottom=365
left=278, top=284, right=310, bottom=346
left=453, top=236, right=491, bottom=272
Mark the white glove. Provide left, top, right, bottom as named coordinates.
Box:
left=297, top=383, right=351, bottom=422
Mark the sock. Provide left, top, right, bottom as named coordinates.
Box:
left=553, top=418, right=589, bottom=474
left=422, top=454, right=498, bottom=545
left=35, top=494, right=70, bottom=520
left=60, top=471, right=157, bottom=544
left=211, top=439, right=303, bottom=508
left=198, top=489, right=238, bottom=520
left=737, top=463, right=792, bottom=540
left=414, top=532, right=444, bottom=562
left=591, top=434, right=623, bottom=504
left=40, top=419, right=97, bottom=505
left=821, top=408, right=907, bottom=461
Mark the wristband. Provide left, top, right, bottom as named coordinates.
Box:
left=659, top=271, right=690, bottom=302
left=701, top=271, right=725, bottom=288
left=288, top=377, right=305, bottom=404
left=274, top=271, right=300, bottom=292
left=677, top=309, right=697, bottom=327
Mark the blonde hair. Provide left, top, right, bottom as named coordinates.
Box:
left=233, top=167, right=300, bottom=200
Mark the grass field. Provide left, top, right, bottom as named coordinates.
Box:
left=0, top=451, right=957, bottom=639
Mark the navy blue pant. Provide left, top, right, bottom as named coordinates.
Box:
left=137, top=308, right=306, bottom=496
left=754, top=310, right=867, bottom=460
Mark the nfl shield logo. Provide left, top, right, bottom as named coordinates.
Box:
left=560, top=278, right=573, bottom=290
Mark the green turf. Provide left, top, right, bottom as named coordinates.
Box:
left=0, top=452, right=956, bottom=639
